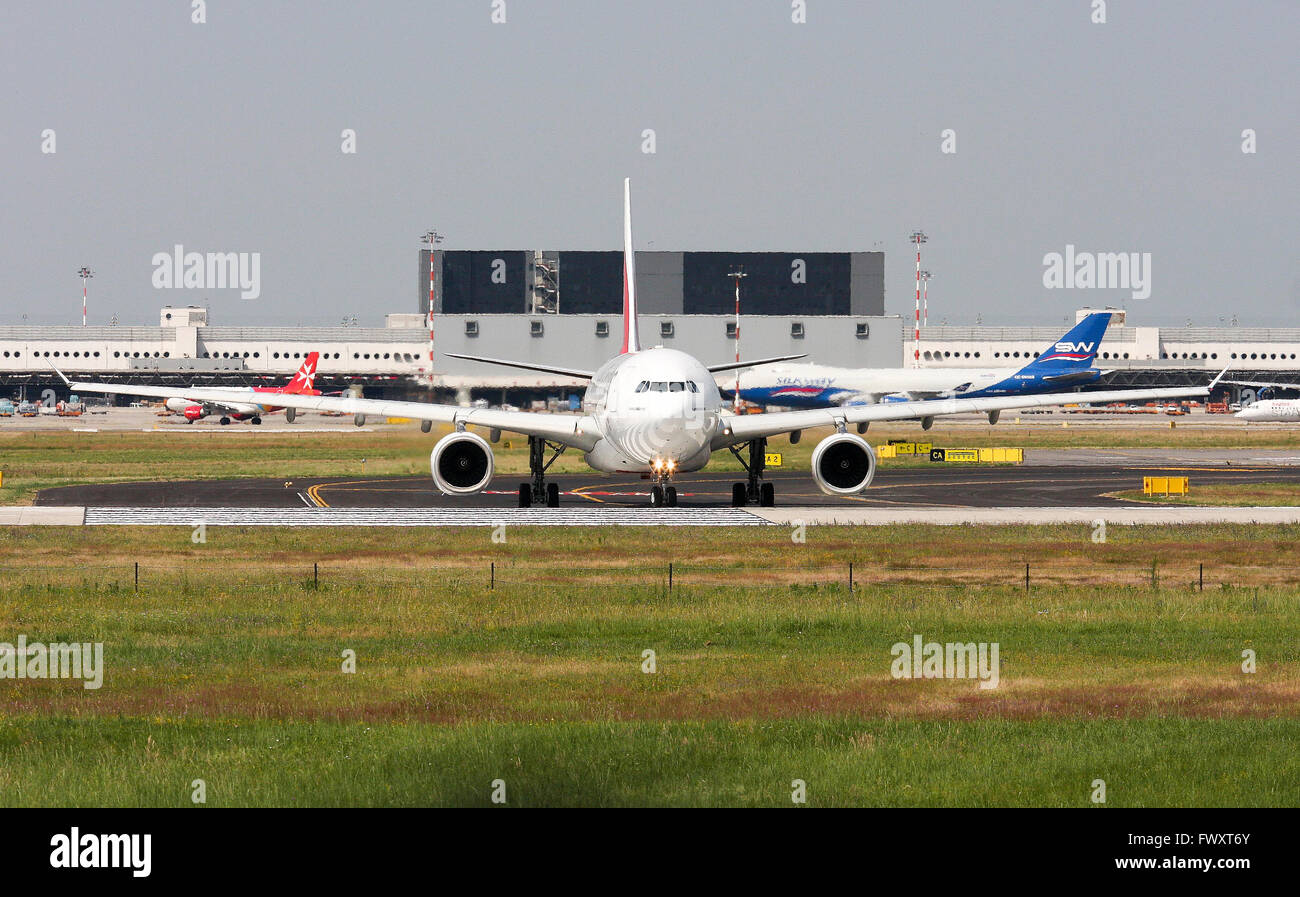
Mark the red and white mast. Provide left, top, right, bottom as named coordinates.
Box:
left=77, top=266, right=93, bottom=327
left=728, top=267, right=747, bottom=413
left=920, top=269, right=932, bottom=327
left=908, top=231, right=927, bottom=367
left=420, top=231, right=443, bottom=390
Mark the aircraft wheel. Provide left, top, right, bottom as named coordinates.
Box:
left=666, top=486, right=678, bottom=507
left=518, top=484, right=531, bottom=507
left=251, top=417, right=262, bottom=425
left=651, top=484, right=665, bottom=507
left=731, top=483, right=747, bottom=507
left=760, top=482, right=775, bottom=507
left=546, top=482, right=560, bottom=508
left=219, top=417, right=231, bottom=426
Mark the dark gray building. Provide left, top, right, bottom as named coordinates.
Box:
left=420, top=250, right=884, bottom=318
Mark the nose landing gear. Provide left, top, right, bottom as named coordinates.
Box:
left=728, top=437, right=775, bottom=507
left=650, top=484, right=678, bottom=507
left=518, top=436, right=566, bottom=507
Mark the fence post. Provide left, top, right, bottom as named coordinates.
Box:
left=490, top=561, right=495, bottom=591
left=313, top=562, right=318, bottom=589
left=134, top=561, right=139, bottom=591
left=1024, top=563, right=1029, bottom=592
left=1199, top=563, right=1203, bottom=592
left=668, top=562, right=673, bottom=592
left=849, top=562, right=854, bottom=595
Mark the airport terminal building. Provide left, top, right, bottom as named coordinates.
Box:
left=3, top=249, right=1300, bottom=403
left=0, top=250, right=899, bottom=400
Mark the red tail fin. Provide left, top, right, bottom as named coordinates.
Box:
left=285, top=352, right=320, bottom=394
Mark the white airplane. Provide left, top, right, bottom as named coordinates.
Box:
left=65, top=179, right=1215, bottom=508
left=1218, top=379, right=1300, bottom=421
left=1235, top=399, right=1300, bottom=422
left=161, top=352, right=323, bottom=425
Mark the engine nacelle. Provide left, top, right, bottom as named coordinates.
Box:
left=430, top=431, right=494, bottom=495
left=182, top=404, right=206, bottom=421
left=810, top=432, right=877, bottom=495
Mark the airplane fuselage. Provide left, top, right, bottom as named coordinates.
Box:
left=582, top=347, right=722, bottom=474
left=735, top=362, right=1102, bottom=407
left=1236, top=399, right=1300, bottom=422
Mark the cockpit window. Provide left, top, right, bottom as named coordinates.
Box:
left=687, top=381, right=699, bottom=393
left=651, top=382, right=667, bottom=392
left=635, top=381, right=649, bottom=393
left=669, top=381, right=684, bottom=392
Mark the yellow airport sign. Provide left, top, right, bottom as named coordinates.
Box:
left=1143, top=476, right=1189, bottom=496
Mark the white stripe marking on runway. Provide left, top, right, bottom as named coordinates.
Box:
left=83, top=507, right=769, bottom=526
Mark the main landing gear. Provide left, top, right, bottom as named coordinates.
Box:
left=728, top=437, right=775, bottom=507
left=518, top=435, right=565, bottom=508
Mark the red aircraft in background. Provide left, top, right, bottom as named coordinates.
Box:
left=162, top=352, right=322, bottom=425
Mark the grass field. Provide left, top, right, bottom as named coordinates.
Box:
left=2, top=419, right=1297, bottom=506
left=1, top=524, right=1296, bottom=806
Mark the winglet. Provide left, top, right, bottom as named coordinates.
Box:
left=1209, top=366, right=1229, bottom=389
left=48, top=362, right=72, bottom=387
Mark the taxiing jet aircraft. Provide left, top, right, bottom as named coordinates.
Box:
left=1214, top=378, right=1300, bottom=421
left=731, top=313, right=1113, bottom=409
left=159, top=352, right=322, bottom=425
left=66, top=181, right=1215, bottom=508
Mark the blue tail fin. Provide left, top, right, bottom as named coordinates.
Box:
left=1019, top=312, right=1111, bottom=373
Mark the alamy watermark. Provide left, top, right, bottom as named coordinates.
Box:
left=1042, top=244, right=1151, bottom=301
left=890, top=634, right=999, bottom=689
left=152, top=244, right=261, bottom=300
left=0, top=636, right=103, bottom=689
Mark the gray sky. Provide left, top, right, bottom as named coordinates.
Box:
left=3, top=0, right=1295, bottom=327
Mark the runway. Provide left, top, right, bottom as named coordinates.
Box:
left=35, top=459, right=1300, bottom=510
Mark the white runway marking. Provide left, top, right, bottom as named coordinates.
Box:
left=82, top=507, right=769, bottom=527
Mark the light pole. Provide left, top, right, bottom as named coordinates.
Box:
left=727, top=267, right=747, bottom=413
left=420, top=230, right=444, bottom=390
left=77, top=267, right=93, bottom=327
left=908, top=232, right=927, bottom=367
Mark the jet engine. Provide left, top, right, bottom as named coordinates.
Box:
left=810, top=432, right=876, bottom=495
left=181, top=404, right=207, bottom=422
left=430, top=431, right=494, bottom=495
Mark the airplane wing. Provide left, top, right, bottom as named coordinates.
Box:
left=443, top=353, right=594, bottom=380
left=1222, top=379, right=1300, bottom=390
left=65, top=376, right=600, bottom=450
left=706, top=354, right=807, bottom=374
left=716, top=385, right=1212, bottom=444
